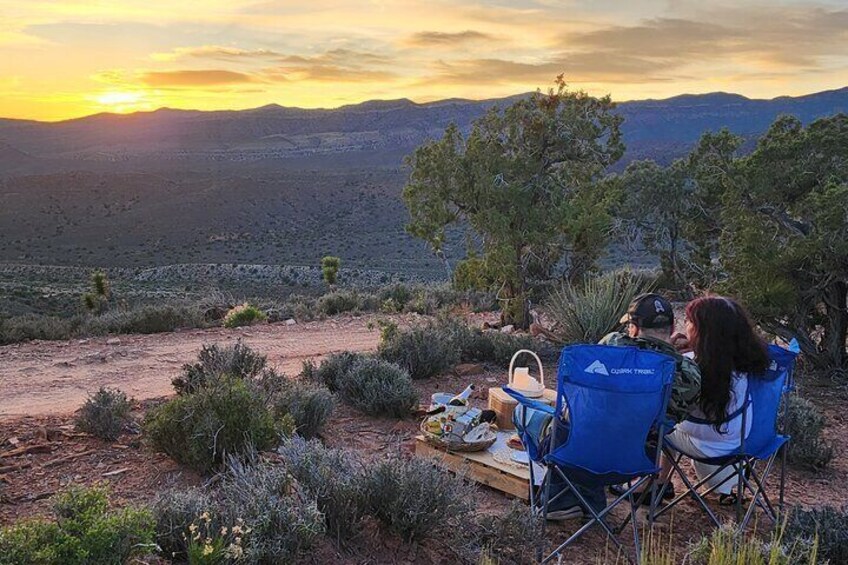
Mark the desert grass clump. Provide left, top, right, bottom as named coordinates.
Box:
left=471, top=501, right=543, bottom=565
left=544, top=268, right=653, bottom=344
left=279, top=437, right=370, bottom=545
left=377, top=321, right=458, bottom=379
left=687, top=523, right=818, bottom=565
left=173, top=340, right=267, bottom=394
left=307, top=351, right=366, bottom=391
left=223, top=303, right=267, bottom=328
left=784, top=395, right=835, bottom=471
left=366, top=457, right=475, bottom=543
left=0, top=485, right=155, bottom=565
left=786, top=505, right=847, bottom=564
left=338, top=358, right=418, bottom=417
left=271, top=380, right=335, bottom=439
left=74, top=386, right=132, bottom=441
left=144, top=376, right=279, bottom=474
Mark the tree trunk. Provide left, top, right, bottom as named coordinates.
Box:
left=822, top=280, right=848, bottom=372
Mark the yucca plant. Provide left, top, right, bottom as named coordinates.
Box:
left=543, top=269, right=654, bottom=344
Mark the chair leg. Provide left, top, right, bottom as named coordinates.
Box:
left=654, top=453, right=721, bottom=527
left=779, top=445, right=787, bottom=522
left=629, top=493, right=642, bottom=565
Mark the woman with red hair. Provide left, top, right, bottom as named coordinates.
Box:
left=663, top=295, right=770, bottom=502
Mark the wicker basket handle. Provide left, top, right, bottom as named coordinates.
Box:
left=508, top=349, right=544, bottom=388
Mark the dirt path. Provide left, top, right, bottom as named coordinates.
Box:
left=0, top=315, right=391, bottom=419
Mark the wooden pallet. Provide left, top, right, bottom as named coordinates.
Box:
left=414, top=433, right=533, bottom=500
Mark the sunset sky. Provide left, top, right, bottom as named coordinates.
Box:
left=2, top=0, right=847, bottom=121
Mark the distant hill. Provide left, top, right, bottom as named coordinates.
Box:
left=0, top=87, right=845, bottom=271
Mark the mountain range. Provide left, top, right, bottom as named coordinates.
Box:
left=0, top=87, right=846, bottom=272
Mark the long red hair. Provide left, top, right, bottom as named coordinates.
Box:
left=686, top=296, right=769, bottom=427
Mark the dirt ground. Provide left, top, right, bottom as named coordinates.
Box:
left=0, top=314, right=410, bottom=419
left=1, top=317, right=846, bottom=564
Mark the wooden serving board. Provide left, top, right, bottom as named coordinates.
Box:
left=414, top=432, right=542, bottom=500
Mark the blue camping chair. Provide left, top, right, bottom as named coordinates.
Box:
left=655, top=344, right=797, bottom=529
left=506, top=344, right=676, bottom=564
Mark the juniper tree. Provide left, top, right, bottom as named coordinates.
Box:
left=403, top=77, right=624, bottom=328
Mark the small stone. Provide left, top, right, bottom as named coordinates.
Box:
left=285, top=318, right=296, bottom=326
left=500, top=324, right=515, bottom=334
left=106, top=338, right=121, bottom=346
left=454, top=363, right=484, bottom=377
left=78, top=339, right=89, bottom=345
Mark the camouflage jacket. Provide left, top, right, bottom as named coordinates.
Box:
left=599, top=332, right=701, bottom=423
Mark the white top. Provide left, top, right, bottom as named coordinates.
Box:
left=678, top=371, right=752, bottom=458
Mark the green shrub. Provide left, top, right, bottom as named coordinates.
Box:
left=308, top=351, right=366, bottom=391
left=316, top=290, right=363, bottom=316
left=75, top=387, right=132, bottom=441
left=784, top=395, right=834, bottom=471
left=144, top=376, right=279, bottom=474
left=0, top=314, right=78, bottom=345
left=0, top=486, right=155, bottom=565
left=439, top=317, right=556, bottom=367
left=378, top=321, right=458, bottom=379
left=786, top=505, right=848, bottom=564
left=220, top=459, right=325, bottom=562
left=173, top=340, right=267, bottom=395
left=279, top=437, right=369, bottom=544
left=84, top=303, right=204, bottom=335
left=271, top=380, right=335, bottom=439
left=223, top=303, right=267, bottom=328
left=377, top=284, right=413, bottom=310
left=366, top=457, right=475, bottom=543
left=544, top=268, right=653, bottom=344
left=338, top=358, right=418, bottom=417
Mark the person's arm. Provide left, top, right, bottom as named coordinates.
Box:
left=667, top=358, right=701, bottom=423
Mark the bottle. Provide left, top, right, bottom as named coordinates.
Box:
left=448, top=384, right=475, bottom=406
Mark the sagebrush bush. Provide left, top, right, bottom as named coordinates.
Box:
left=173, top=340, right=267, bottom=394
left=338, top=358, right=418, bottom=417
left=786, top=505, right=848, bottom=564
left=271, top=380, right=335, bottom=439
left=378, top=321, right=458, bottom=379
left=223, top=303, right=267, bottom=328
left=471, top=502, right=543, bottom=565
left=0, top=314, right=78, bottom=345
left=544, top=268, right=653, bottom=344
left=308, top=351, right=366, bottom=391
left=0, top=485, right=155, bottom=565
left=151, top=488, right=212, bottom=560
left=784, top=395, right=834, bottom=471
left=84, top=303, right=205, bottom=335
left=279, top=437, right=370, bottom=544
left=438, top=317, right=556, bottom=367
left=74, top=387, right=132, bottom=441
left=317, top=290, right=364, bottom=316
left=144, top=376, right=279, bottom=474
left=366, top=457, right=475, bottom=543
left=220, top=459, right=325, bottom=562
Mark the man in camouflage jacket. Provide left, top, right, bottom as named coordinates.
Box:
left=599, top=293, right=701, bottom=423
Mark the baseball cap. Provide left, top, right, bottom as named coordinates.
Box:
left=620, top=293, right=674, bottom=329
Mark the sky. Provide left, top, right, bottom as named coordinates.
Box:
left=1, top=0, right=847, bottom=121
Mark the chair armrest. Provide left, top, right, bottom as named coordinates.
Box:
left=502, top=387, right=556, bottom=415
